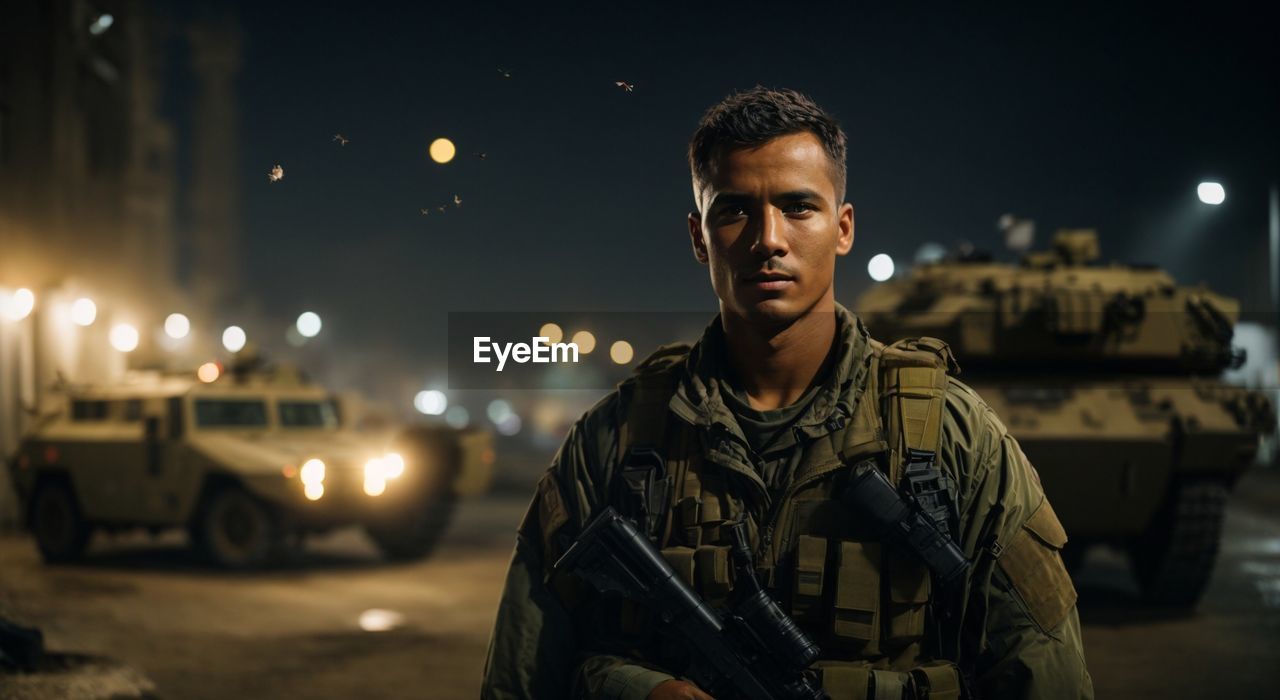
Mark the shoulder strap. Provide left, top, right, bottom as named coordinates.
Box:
left=615, top=343, right=692, bottom=540
left=877, top=337, right=962, bottom=540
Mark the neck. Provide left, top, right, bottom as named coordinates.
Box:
left=720, top=296, right=839, bottom=411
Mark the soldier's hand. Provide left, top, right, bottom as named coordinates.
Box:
left=647, top=679, right=716, bottom=700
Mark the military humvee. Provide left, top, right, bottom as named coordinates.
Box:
left=8, top=363, right=494, bottom=568
left=855, top=229, right=1274, bottom=607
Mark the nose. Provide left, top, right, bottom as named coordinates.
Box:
left=749, top=205, right=789, bottom=259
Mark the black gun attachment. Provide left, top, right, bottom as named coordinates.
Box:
left=554, top=507, right=826, bottom=700
left=839, top=459, right=969, bottom=590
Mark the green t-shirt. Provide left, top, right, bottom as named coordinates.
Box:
left=719, top=377, right=823, bottom=495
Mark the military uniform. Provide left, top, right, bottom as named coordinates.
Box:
left=482, top=305, right=1092, bottom=699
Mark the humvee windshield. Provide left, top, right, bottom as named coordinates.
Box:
left=194, top=399, right=269, bottom=428
left=278, top=400, right=339, bottom=429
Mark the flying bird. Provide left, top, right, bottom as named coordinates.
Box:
left=453, top=195, right=462, bottom=207
left=437, top=205, right=448, bottom=214
left=420, top=208, right=430, bottom=216
left=497, top=67, right=512, bottom=78
left=332, top=133, right=349, bottom=146
left=474, top=152, right=487, bottom=160
left=268, top=164, right=284, bottom=182
left=615, top=80, right=634, bottom=92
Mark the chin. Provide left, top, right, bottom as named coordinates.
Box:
left=733, top=296, right=805, bottom=325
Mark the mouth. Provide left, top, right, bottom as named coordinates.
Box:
left=741, top=270, right=796, bottom=291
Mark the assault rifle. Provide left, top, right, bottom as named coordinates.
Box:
left=554, top=507, right=827, bottom=700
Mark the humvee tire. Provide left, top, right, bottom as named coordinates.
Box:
left=30, top=480, right=91, bottom=563
left=191, top=484, right=280, bottom=568
left=366, top=495, right=457, bottom=561
left=1129, top=480, right=1227, bottom=608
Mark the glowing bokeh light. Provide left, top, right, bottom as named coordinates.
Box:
left=429, top=138, right=456, bottom=164
left=571, top=330, right=596, bottom=354
left=296, top=311, right=322, bottom=338
left=487, top=399, right=514, bottom=424
left=358, top=609, right=405, bottom=633
left=497, top=413, right=523, bottom=436
left=70, top=298, right=97, bottom=327
left=222, top=325, right=247, bottom=353
left=867, top=254, right=895, bottom=282
left=538, top=323, right=564, bottom=344
left=109, top=323, right=139, bottom=352
left=164, top=313, right=190, bottom=339
left=414, top=389, right=448, bottom=415
left=2, top=288, right=35, bottom=321
left=197, top=362, right=221, bottom=383
left=444, top=405, right=470, bottom=429
left=610, top=340, right=634, bottom=364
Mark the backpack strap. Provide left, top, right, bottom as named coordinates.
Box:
left=878, top=337, right=962, bottom=540
left=615, top=343, right=691, bottom=541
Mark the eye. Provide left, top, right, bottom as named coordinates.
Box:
left=782, top=202, right=816, bottom=214
left=718, top=205, right=748, bottom=218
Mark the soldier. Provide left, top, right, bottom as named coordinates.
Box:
left=481, top=87, right=1092, bottom=699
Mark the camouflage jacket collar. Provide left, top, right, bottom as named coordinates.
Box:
left=669, top=303, right=873, bottom=446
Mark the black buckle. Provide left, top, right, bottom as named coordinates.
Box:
left=620, top=446, right=669, bottom=541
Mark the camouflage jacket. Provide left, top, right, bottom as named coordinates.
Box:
left=481, top=306, right=1093, bottom=699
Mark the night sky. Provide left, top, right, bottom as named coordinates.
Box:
left=159, top=1, right=1280, bottom=399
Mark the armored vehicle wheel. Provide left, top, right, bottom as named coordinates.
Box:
left=192, top=485, right=280, bottom=568
left=366, top=494, right=457, bottom=561
left=1129, top=480, right=1227, bottom=608
left=30, top=481, right=91, bottom=563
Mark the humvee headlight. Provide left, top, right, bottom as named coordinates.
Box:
left=364, top=457, right=388, bottom=496
left=301, top=458, right=326, bottom=485
left=383, top=452, right=405, bottom=479
left=364, top=474, right=386, bottom=497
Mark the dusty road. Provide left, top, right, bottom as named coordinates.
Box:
left=3, top=477, right=1280, bottom=699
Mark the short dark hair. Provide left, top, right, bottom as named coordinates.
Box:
left=688, top=86, right=848, bottom=206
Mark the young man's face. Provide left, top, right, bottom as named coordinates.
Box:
left=688, top=132, right=854, bottom=326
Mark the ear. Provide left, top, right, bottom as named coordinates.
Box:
left=688, top=212, right=709, bottom=264
left=835, top=202, right=855, bottom=256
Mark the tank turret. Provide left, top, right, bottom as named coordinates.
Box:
left=855, top=229, right=1273, bottom=608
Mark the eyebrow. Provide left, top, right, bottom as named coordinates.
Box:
left=774, top=189, right=824, bottom=202
left=710, top=189, right=825, bottom=208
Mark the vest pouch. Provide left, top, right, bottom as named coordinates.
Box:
left=814, top=660, right=872, bottom=699
left=661, top=546, right=697, bottom=588
left=675, top=496, right=702, bottom=547
left=643, top=546, right=698, bottom=636
left=910, top=661, right=962, bottom=700
left=792, top=535, right=828, bottom=619
left=884, top=548, right=931, bottom=645
left=694, top=544, right=733, bottom=602
left=832, top=541, right=881, bottom=650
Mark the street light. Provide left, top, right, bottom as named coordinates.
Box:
left=1197, top=181, right=1280, bottom=314
left=1197, top=182, right=1226, bottom=205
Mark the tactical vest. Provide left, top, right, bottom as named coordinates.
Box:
left=611, top=337, right=965, bottom=700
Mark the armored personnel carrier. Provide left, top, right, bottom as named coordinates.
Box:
left=8, top=361, right=494, bottom=568
left=856, top=229, right=1273, bottom=607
